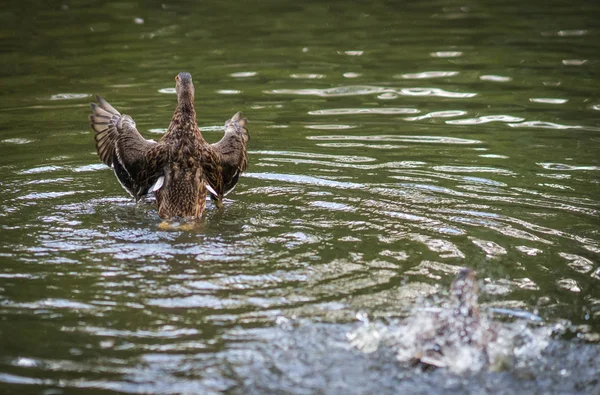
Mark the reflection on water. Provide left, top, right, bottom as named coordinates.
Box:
left=267, top=85, right=478, bottom=99
left=1, top=0, right=600, bottom=393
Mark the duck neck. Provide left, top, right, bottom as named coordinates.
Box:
left=169, top=99, right=201, bottom=139
left=176, top=101, right=196, bottom=123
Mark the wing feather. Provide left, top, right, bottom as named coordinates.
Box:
left=207, top=111, right=249, bottom=201
left=90, top=96, right=167, bottom=201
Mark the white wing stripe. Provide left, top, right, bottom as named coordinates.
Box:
left=205, top=183, right=218, bottom=196
left=150, top=176, right=164, bottom=192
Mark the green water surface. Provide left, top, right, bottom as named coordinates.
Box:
left=0, top=0, right=599, bottom=393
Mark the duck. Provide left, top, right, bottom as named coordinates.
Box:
left=408, top=267, right=493, bottom=371
left=89, top=72, right=249, bottom=219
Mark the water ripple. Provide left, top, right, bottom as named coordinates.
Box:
left=2, top=138, right=34, bottom=145
left=252, top=150, right=375, bottom=163
left=290, top=73, right=325, bottom=79
left=559, top=253, right=594, bottom=274
left=147, top=295, right=241, bottom=309
left=432, top=166, right=515, bottom=175
left=49, top=93, right=90, bottom=100
left=480, top=75, right=512, bottom=82
left=430, top=51, right=463, bottom=58
left=231, top=71, right=257, bottom=78
left=265, top=85, right=387, bottom=97
left=446, top=115, right=525, bottom=125
left=265, top=85, right=477, bottom=99
left=542, top=29, right=589, bottom=37
left=19, top=165, right=64, bottom=175
left=562, top=59, right=587, bottom=66
left=307, top=135, right=482, bottom=144
left=309, top=108, right=420, bottom=115
left=6, top=298, right=95, bottom=310
left=246, top=172, right=364, bottom=189
left=217, top=89, right=242, bottom=95
left=405, top=110, right=467, bottom=121
left=530, top=98, right=568, bottom=104
left=304, top=124, right=357, bottom=130
left=309, top=201, right=355, bottom=212
left=396, top=71, right=459, bottom=79
left=537, top=163, right=600, bottom=171
left=399, top=88, right=476, bottom=98
left=17, top=191, right=80, bottom=200
left=508, top=121, right=588, bottom=130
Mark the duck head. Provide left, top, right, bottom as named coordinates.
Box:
left=175, top=72, right=195, bottom=108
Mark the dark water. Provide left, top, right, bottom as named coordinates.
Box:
left=1, top=0, right=599, bottom=393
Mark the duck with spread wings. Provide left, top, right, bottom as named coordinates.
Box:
left=89, top=72, right=250, bottom=219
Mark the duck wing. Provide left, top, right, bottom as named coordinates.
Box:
left=90, top=96, right=167, bottom=201
left=206, top=111, right=249, bottom=201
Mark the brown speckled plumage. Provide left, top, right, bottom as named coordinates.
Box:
left=89, top=72, right=249, bottom=219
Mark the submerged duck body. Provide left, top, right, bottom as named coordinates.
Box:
left=89, top=72, right=249, bottom=219
left=411, top=268, right=492, bottom=370
left=350, top=268, right=496, bottom=374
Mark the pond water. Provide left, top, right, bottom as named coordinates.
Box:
left=1, top=0, right=599, bottom=393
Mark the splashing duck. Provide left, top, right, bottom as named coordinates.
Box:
left=409, top=267, right=494, bottom=371
left=89, top=72, right=249, bottom=219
